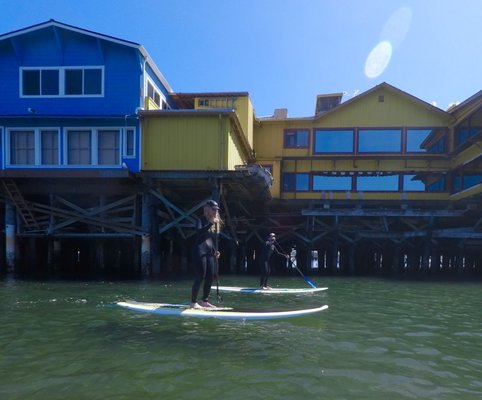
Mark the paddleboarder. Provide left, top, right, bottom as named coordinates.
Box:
left=190, top=200, right=223, bottom=309
left=259, top=233, right=289, bottom=289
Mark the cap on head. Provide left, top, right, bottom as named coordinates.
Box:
left=206, top=199, right=220, bottom=210
left=268, top=232, right=276, bottom=239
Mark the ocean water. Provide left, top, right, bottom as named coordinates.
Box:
left=1, top=276, right=481, bottom=399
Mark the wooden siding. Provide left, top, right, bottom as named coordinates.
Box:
left=142, top=115, right=246, bottom=171
left=0, top=26, right=142, bottom=116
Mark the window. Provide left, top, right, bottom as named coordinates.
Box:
left=282, top=173, right=309, bottom=191
left=66, top=128, right=122, bottom=166
left=313, top=175, right=352, bottom=191
left=67, top=130, right=91, bottom=165
left=454, top=174, right=482, bottom=192
left=428, top=138, right=446, bottom=153
left=314, top=129, right=354, bottom=153
left=284, top=129, right=309, bottom=148
left=261, top=164, right=273, bottom=175
left=358, top=129, right=401, bottom=152
left=7, top=128, right=59, bottom=166
left=21, top=67, right=103, bottom=97
left=124, top=129, right=135, bottom=157
left=455, top=127, right=481, bottom=147
left=402, top=175, right=425, bottom=191
left=357, top=175, right=399, bottom=191
left=406, top=129, right=432, bottom=152
left=406, top=129, right=446, bottom=153
left=428, top=177, right=445, bottom=192
left=147, top=80, right=165, bottom=109
left=10, top=130, right=35, bottom=165
left=98, top=130, right=120, bottom=165
left=41, top=130, right=59, bottom=165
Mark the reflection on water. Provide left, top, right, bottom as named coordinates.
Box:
left=0, top=277, right=481, bottom=399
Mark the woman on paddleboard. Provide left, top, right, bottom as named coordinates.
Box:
left=190, top=199, right=223, bottom=309
left=259, top=233, right=289, bottom=289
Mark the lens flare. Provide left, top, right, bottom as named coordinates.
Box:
left=364, top=41, right=392, bottom=79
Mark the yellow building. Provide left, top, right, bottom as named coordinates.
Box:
left=254, top=82, right=481, bottom=203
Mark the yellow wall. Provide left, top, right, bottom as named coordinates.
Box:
left=254, top=86, right=455, bottom=199
left=142, top=115, right=238, bottom=170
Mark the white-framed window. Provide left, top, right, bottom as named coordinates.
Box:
left=146, top=79, right=167, bottom=109
left=123, top=128, right=135, bottom=157
left=20, top=66, right=104, bottom=97
left=6, top=128, right=60, bottom=166
left=65, top=128, right=121, bottom=166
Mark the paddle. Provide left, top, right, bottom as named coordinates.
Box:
left=214, top=223, right=223, bottom=303
left=274, top=241, right=318, bottom=288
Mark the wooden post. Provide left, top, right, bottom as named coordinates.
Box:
left=5, top=203, right=16, bottom=273
left=141, top=188, right=152, bottom=277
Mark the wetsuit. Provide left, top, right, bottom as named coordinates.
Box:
left=191, top=216, right=218, bottom=303
left=259, top=240, right=276, bottom=287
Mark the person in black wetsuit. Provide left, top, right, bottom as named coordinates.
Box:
left=190, top=199, right=222, bottom=309
left=259, top=233, right=289, bottom=289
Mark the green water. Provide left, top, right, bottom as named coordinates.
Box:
left=1, top=276, right=481, bottom=400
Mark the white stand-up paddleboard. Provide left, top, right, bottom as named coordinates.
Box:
left=212, top=286, right=328, bottom=294
left=117, top=301, right=328, bottom=320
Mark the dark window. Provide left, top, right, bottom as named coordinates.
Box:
left=22, top=70, right=40, bottom=95
left=125, top=129, right=135, bottom=157
left=65, top=69, right=83, bottom=95
left=41, top=70, right=59, bottom=95
left=282, top=173, right=309, bottom=191
left=284, top=130, right=309, bottom=148
left=84, top=69, right=102, bottom=95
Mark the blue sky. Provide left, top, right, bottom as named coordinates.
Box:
left=2, top=0, right=481, bottom=117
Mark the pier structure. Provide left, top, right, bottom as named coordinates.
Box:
left=0, top=20, right=480, bottom=278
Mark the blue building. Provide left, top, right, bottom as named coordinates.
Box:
left=0, top=19, right=173, bottom=174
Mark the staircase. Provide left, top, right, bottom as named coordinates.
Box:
left=1, top=179, right=40, bottom=230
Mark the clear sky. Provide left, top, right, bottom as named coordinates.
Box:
left=2, top=0, right=481, bottom=117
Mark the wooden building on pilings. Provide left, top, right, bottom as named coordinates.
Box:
left=0, top=20, right=481, bottom=278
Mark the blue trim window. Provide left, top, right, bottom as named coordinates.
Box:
left=21, top=66, right=104, bottom=97
left=358, top=129, right=401, bottom=152
left=314, top=129, right=354, bottom=153
left=284, top=129, right=309, bottom=148
left=282, top=173, right=309, bottom=192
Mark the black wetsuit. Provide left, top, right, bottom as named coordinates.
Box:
left=191, top=216, right=218, bottom=303
left=259, top=240, right=276, bottom=287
